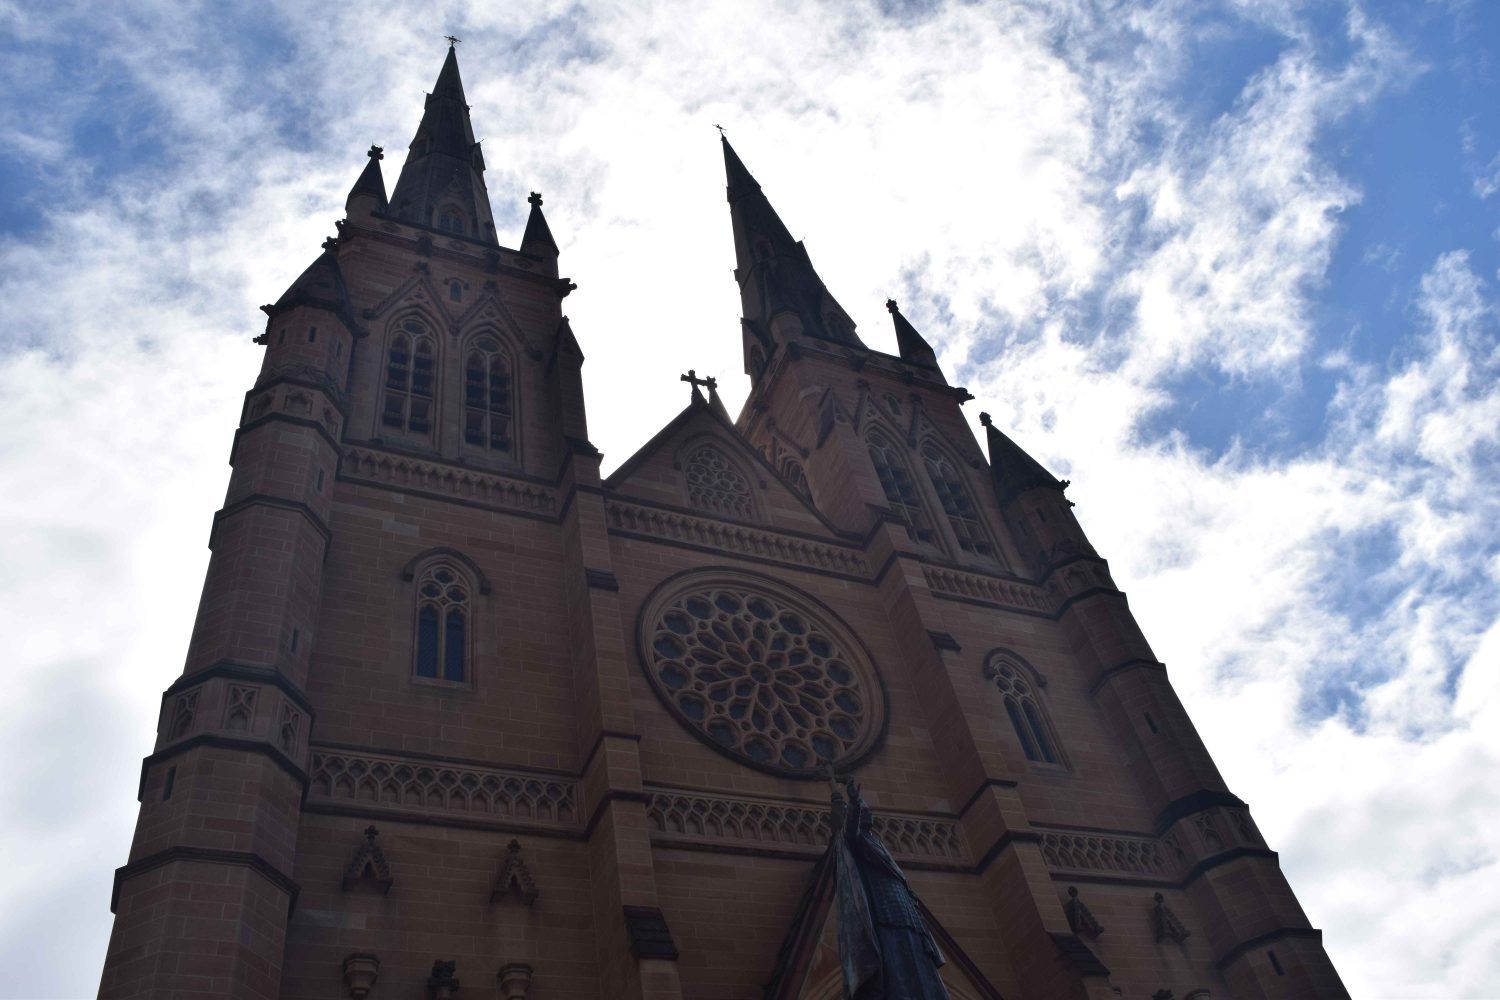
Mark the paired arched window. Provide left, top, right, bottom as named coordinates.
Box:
left=684, top=444, right=753, bottom=518
left=986, top=653, right=1062, bottom=765
left=382, top=322, right=436, bottom=436
left=867, top=430, right=932, bottom=542
left=463, top=338, right=514, bottom=453
left=437, top=206, right=466, bottom=235
left=922, top=442, right=991, bottom=557
left=415, top=562, right=469, bottom=683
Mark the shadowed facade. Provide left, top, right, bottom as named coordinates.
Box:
left=98, top=45, right=1348, bottom=1000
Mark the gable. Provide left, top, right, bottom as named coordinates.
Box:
left=606, top=399, right=840, bottom=538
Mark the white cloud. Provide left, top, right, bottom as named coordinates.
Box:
left=0, top=1, right=1495, bottom=997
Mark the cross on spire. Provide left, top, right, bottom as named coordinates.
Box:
left=713, top=124, right=727, bottom=138
left=444, top=34, right=461, bottom=47
left=680, top=369, right=718, bottom=401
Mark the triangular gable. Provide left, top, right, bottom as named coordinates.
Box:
left=605, top=395, right=844, bottom=538
left=361, top=270, right=456, bottom=329
left=454, top=286, right=537, bottom=358
left=762, top=848, right=1005, bottom=1000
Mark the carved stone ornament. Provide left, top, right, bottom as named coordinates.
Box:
left=341, top=953, right=380, bottom=999
left=1065, top=886, right=1104, bottom=938
left=491, top=839, right=539, bottom=905
left=427, top=959, right=459, bottom=999
left=638, top=571, right=887, bottom=778
left=1152, top=892, right=1191, bottom=944
left=342, top=826, right=393, bottom=894
left=497, top=963, right=533, bottom=1000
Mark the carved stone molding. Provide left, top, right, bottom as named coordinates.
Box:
left=342, top=825, right=393, bottom=893
left=491, top=839, right=539, bottom=905
left=342, top=953, right=380, bottom=999
left=606, top=500, right=868, bottom=576
left=922, top=566, right=1051, bottom=613
left=157, top=674, right=306, bottom=760
left=645, top=788, right=967, bottom=864
left=309, top=748, right=578, bottom=829
left=342, top=446, right=555, bottom=515
left=1038, top=828, right=1173, bottom=879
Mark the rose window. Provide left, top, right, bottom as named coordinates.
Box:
left=641, top=576, right=886, bottom=776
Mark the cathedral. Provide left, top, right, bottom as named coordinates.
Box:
left=98, top=46, right=1347, bottom=1000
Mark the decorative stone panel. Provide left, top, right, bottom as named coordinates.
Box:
left=922, top=566, right=1051, bottom=613
left=646, top=788, right=967, bottom=864
left=607, top=500, right=868, bottom=575
left=342, top=446, right=554, bottom=514
left=308, top=748, right=578, bottom=828
left=1037, top=827, right=1173, bottom=879
left=638, top=572, right=888, bottom=777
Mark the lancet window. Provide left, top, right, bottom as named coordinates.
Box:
left=986, top=653, right=1061, bottom=765
left=382, top=322, right=436, bottom=437
left=414, top=562, right=470, bottom=683
left=922, top=442, right=992, bottom=556
left=867, top=430, right=932, bottom=542
left=463, top=338, right=514, bottom=454
left=684, top=444, right=753, bottom=518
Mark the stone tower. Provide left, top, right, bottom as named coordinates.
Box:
left=99, top=46, right=1347, bottom=1000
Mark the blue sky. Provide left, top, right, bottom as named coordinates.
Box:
left=1, top=2, right=1497, bottom=997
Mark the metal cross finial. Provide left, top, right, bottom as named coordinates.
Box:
left=680, top=370, right=718, bottom=401
left=713, top=124, right=726, bottom=138
left=445, top=34, right=461, bottom=47
left=528, top=191, right=543, bottom=208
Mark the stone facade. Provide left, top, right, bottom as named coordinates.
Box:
left=98, top=46, right=1348, bottom=1000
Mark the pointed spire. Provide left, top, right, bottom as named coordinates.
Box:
left=388, top=43, right=497, bottom=243
left=979, top=412, right=1069, bottom=505
left=345, top=145, right=388, bottom=214
left=885, top=299, right=938, bottom=368
left=721, top=137, right=863, bottom=348
left=521, top=191, right=559, bottom=276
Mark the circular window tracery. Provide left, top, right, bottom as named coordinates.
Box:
left=641, top=574, right=886, bottom=777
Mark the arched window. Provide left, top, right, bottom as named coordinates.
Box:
left=449, top=279, right=463, bottom=302
left=867, top=430, right=932, bottom=542
left=684, top=444, right=753, bottom=518
left=414, top=563, right=469, bottom=683
left=986, top=653, right=1061, bottom=765
left=781, top=457, right=808, bottom=497
left=922, top=442, right=992, bottom=556
left=437, top=206, right=466, bottom=235
left=463, top=338, right=514, bottom=453
left=382, top=322, right=435, bottom=437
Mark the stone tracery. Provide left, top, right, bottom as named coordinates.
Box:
left=641, top=575, right=885, bottom=776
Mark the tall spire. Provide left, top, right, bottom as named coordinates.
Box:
left=721, top=136, right=863, bottom=349
left=388, top=43, right=498, bottom=243
left=885, top=299, right=938, bottom=369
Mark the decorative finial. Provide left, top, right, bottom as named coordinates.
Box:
left=713, top=124, right=727, bottom=138
left=979, top=412, right=992, bottom=427
left=364, top=825, right=378, bottom=840
left=367, top=145, right=384, bottom=160
left=444, top=34, right=461, bottom=47
left=680, top=369, right=717, bottom=399
left=885, top=298, right=898, bottom=313
left=528, top=191, right=543, bottom=208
